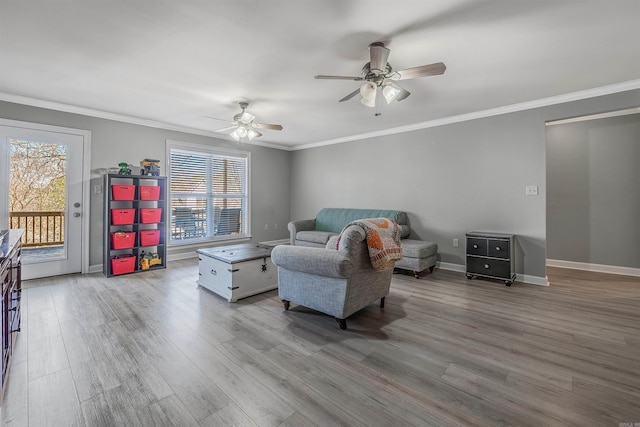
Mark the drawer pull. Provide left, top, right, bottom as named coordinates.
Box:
left=473, top=244, right=478, bottom=249
left=210, top=269, right=217, bottom=275
left=484, top=264, right=490, bottom=269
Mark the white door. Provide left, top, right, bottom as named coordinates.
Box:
left=0, top=121, right=89, bottom=279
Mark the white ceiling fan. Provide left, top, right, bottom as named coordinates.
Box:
left=207, top=102, right=283, bottom=142
left=315, top=42, right=446, bottom=110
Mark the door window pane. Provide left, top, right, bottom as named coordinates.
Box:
left=9, top=139, right=67, bottom=262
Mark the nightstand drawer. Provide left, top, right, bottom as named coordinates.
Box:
left=466, top=256, right=510, bottom=279
left=466, top=238, right=487, bottom=256
left=487, top=239, right=510, bottom=259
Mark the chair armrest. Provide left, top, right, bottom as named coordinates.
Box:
left=287, top=219, right=316, bottom=245
left=271, top=245, right=353, bottom=278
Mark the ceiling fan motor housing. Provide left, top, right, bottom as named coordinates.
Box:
left=361, top=63, right=394, bottom=85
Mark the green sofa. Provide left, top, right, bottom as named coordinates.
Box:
left=287, top=208, right=438, bottom=278
left=288, top=208, right=410, bottom=247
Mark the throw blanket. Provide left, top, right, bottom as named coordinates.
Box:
left=336, top=218, right=403, bottom=271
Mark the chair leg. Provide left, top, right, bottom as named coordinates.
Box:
left=282, top=299, right=290, bottom=310
left=413, top=270, right=421, bottom=279
left=429, top=265, right=435, bottom=273
left=380, top=296, right=385, bottom=308
left=335, top=318, right=347, bottom=330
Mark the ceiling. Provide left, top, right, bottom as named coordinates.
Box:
left=1, top=1, right=639, bottom=150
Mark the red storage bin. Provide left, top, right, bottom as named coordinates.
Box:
left=139, top=230, right=160, bottom=246
left=112, top=185, right=135, bottom=200
left=140, top=208, right=162, bottom=223
left=110, top=231, right=136, bottom=249
left=111, top=255, right=136, bottom=275
left=139, top=186, right=161, bottom=200
left=111, top=209, right=136, bottom=225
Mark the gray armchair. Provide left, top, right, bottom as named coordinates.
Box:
left=271, top=224, right=393, bottom=330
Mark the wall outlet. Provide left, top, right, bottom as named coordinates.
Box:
left=94, top=185, right=102, bottom=194
left=453, top=238, right=459, bottom=247
left=525, top=185, right=539, bottom=196
left=264, top=224, right=269, bottom=230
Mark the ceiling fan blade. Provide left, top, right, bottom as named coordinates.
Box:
left=394, top=62, right=446, bottom=80
left=339, top=88, right=361, bottom=102
left=203, top=115, right=231, bottom=122
left=315, top=75, right=364, bottom=81
left=369, top=42, right=390, bottom=72
left=255, top=123, right=283, bottom=131
left=213, top=125, right=237, bottom=133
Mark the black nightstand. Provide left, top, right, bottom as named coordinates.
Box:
left=466, top=232, right=516, bottom=286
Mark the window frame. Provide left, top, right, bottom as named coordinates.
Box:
left=166, top=139, right=251, bottom=247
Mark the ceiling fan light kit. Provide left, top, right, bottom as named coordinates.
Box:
left=360, top=82, right=377, bottom=107
left=382, top=83, right=401, bottom=104
left=208, top=101, right=282, bottom=142
left=315, top=41, right=446, bottom=112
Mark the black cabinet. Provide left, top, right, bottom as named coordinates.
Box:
left=466, top=231, right=516, bottom=286
left=103, top=174, right=167, bottom=277
left=1, top=229, right=23, bottom=405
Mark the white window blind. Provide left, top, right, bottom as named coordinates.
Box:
left=167, top=142, right=249, bottom=245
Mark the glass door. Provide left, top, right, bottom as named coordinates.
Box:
left=0, top=124, right=86, bottom=279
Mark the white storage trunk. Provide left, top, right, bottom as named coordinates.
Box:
left=197, top=244, right=277, bottom=302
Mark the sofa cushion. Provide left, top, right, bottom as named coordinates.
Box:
left=315, top=208, right=404, bottom=233
left=398, top=224, right=410, bottom=239
left=296, top=230, right=337, bottom=245
left=400, top=239, right=438, bottom=258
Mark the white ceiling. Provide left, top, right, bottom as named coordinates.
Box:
left=1, top=1, right=639, bottom=150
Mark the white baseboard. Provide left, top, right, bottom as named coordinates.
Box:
left=89, top=264, right=103, bottom=274
left=518, top=274, right=549, bottom=286
left=167, top=251, right=199, bottom=262
left=436, top=261, right=548, bottom=286
left=547, top=259, right=640, bottom=278
left=436, top=261, right=466, bottom=273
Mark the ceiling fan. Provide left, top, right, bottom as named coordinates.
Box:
left=315, top=42, right=446, bottom=110
left=207, top=102, right=283, bottom=142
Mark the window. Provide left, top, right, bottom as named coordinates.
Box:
left=167, top=140, right=250, bottom=245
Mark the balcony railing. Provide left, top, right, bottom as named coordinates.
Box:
left=9, top=211, right=64, bottom=247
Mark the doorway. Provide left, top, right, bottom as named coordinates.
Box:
left=0, top=120, right=91, bottom=279
left=545, top=108, right=640, bottom=277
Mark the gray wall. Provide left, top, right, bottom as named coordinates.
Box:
left=0, top=101, right=292, bottom=269
left=546, top=113, right=640, bottom=268
left=290, top=89, right=640, bottom=281
left=2, top=88, right=639, bottom=280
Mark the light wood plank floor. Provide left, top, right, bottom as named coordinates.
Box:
left=1, top=260, right=639, bottom=426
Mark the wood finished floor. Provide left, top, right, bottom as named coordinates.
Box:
left=1, top=261, right=639, bottom=426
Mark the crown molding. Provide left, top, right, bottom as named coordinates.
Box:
left=293, top=79, right=640, bottom=151
left=0, top=92, right=291, bottom=151
left=2, top=79, right=639, bottom=153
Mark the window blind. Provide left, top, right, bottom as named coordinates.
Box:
left=168, top=146, right=249, bottom=244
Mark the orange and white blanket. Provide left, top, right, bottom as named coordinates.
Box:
left=336, top=218, right=403, bottom=271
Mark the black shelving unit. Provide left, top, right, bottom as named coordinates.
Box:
left=103, top=174, right=167, bottom=277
